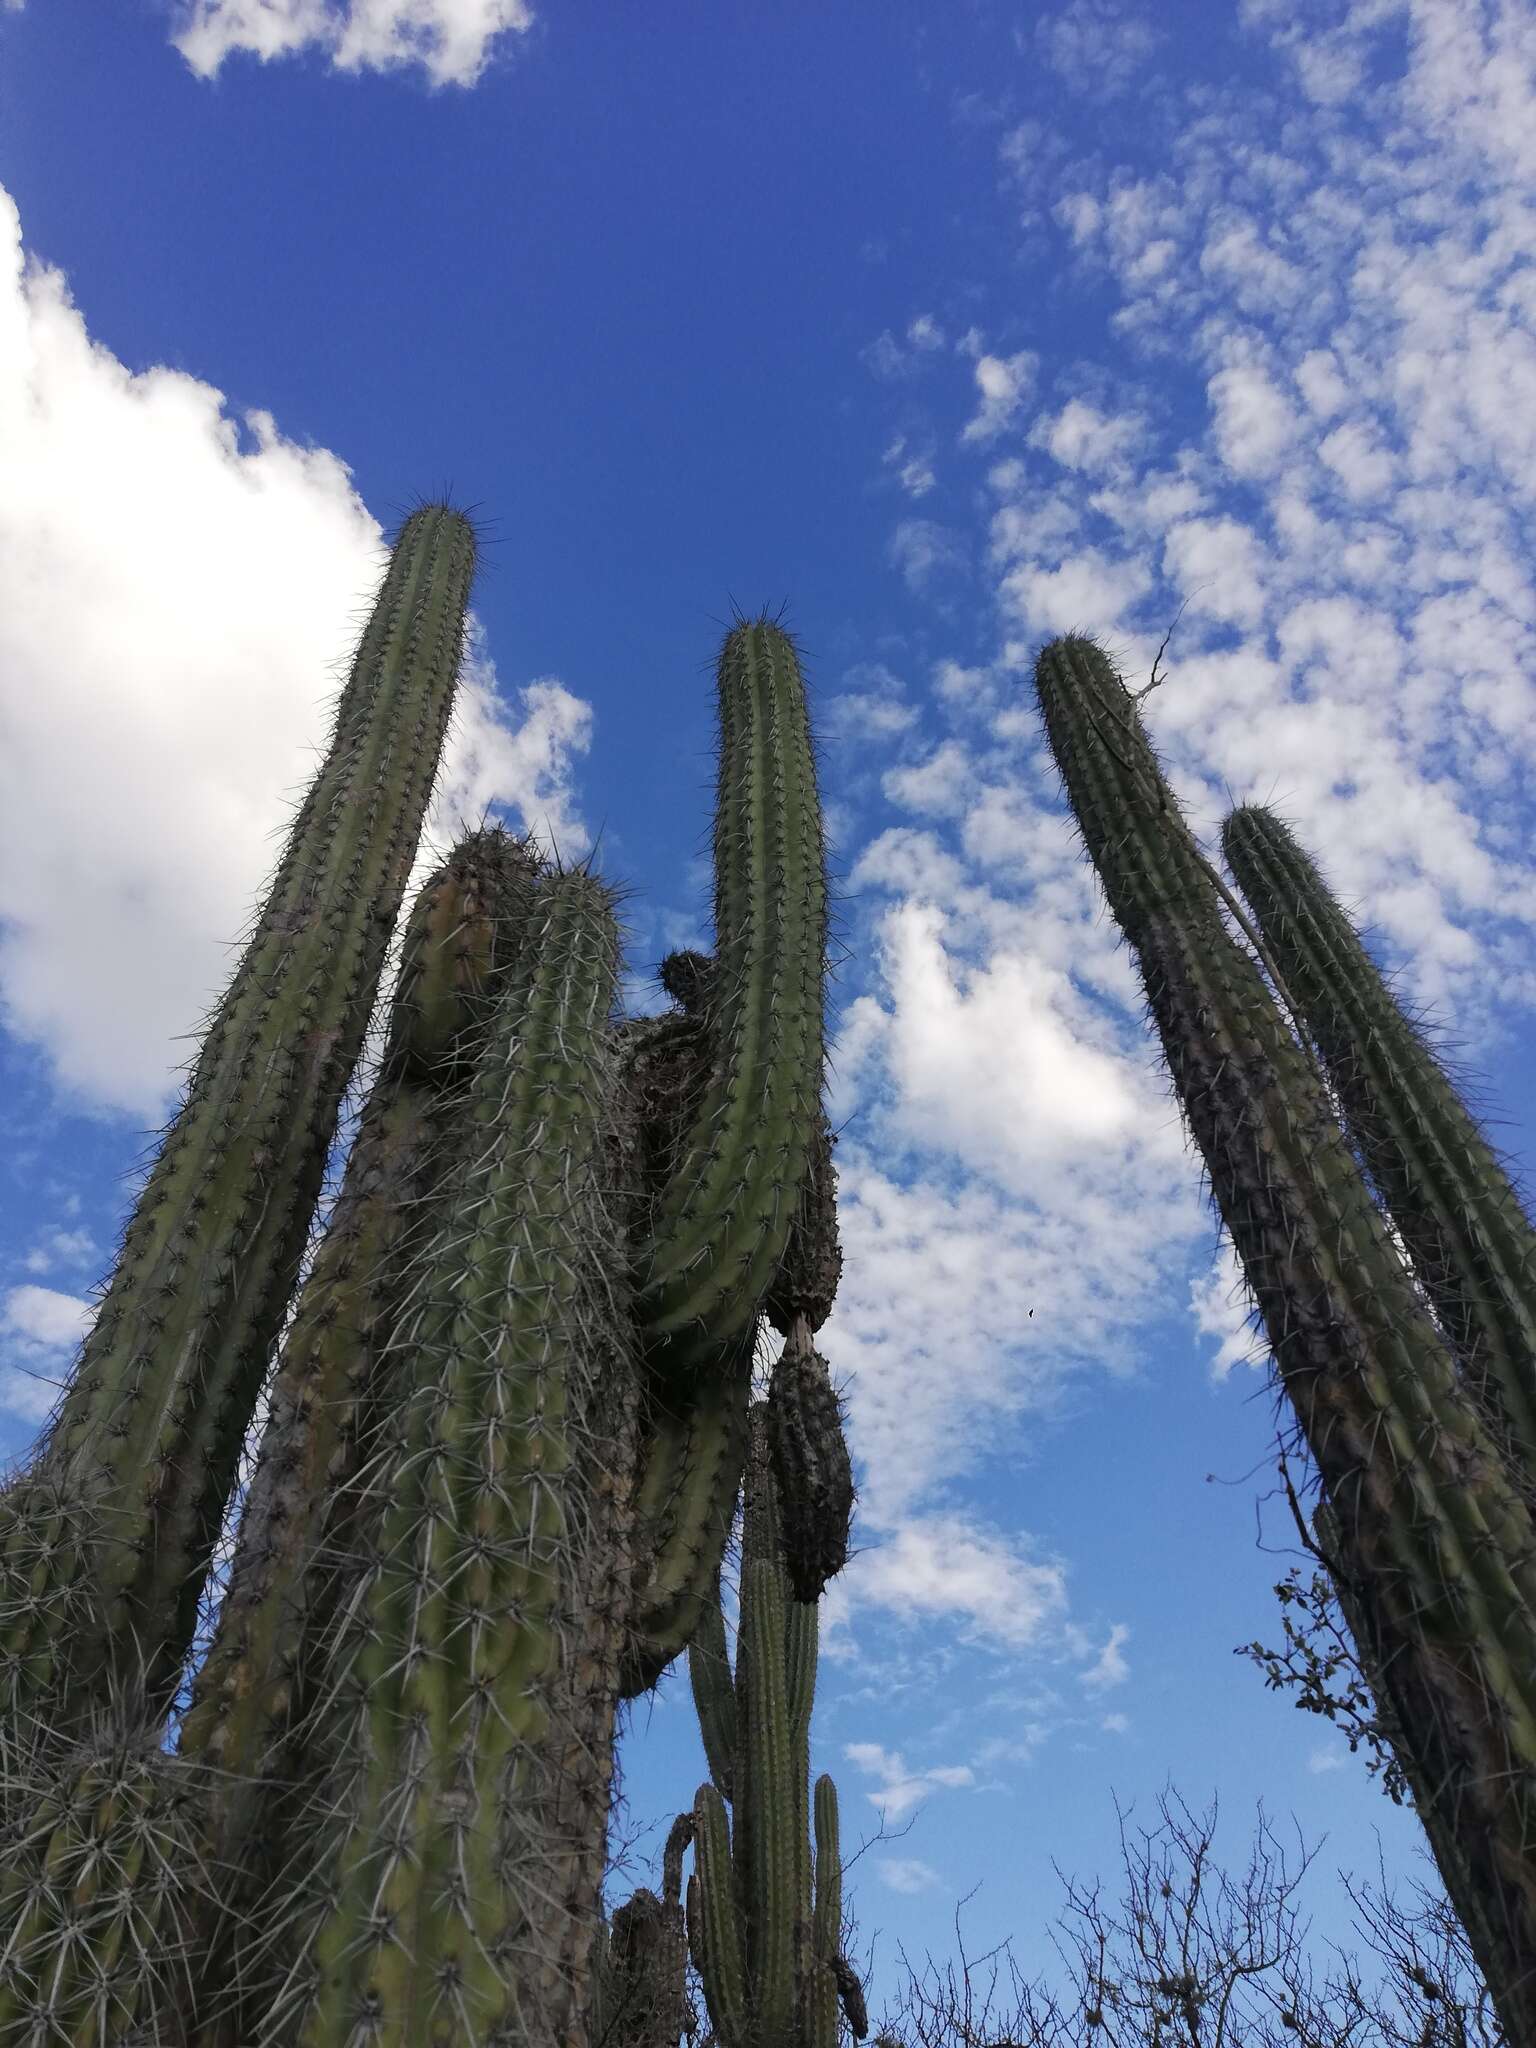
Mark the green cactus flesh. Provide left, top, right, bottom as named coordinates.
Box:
left=1222, top=801, right=1536, bottom=1474
left=243, top=866, right=629, bottom=2048
left=636, top=622, right=828, bottom=1375
left=620, top=1347, right=751, bottom=1699
left=684, top=1404, right=859, bottom=2048
left=1035, top=633, right=1536, bottom=2039
left=0, top=507, right=475, bottom=1731
left=0, top=1724, right=211, bottom=2047
left=178, top=829, right=542, bottom=1852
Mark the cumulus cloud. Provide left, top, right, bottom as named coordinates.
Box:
left=961, top=350, right=1037, bottom=444
left=1031, top=398, right=1144, bottom=476
left=1, top=1284, right=91, bottom=1426
left=172, top=0, right=534, bottom=87
left=0, top=184, right=593, bottom=1115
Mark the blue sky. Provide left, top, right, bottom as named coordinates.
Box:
left=2, top=0, right=1534, bottom=2023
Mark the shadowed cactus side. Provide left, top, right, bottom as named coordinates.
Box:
left=1034, top=632, right=1536, bottom=2044
left=589, top=1815, right=693, bottom=2048
left=0, top=506, right=477, bottom=1737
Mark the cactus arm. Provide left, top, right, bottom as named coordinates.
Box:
left=689, top=1573, right=739, bottom=1802
left=739, top=1555, right=798, bottom=2046
left=0, top=507, right=475, bottom=1728
left=0, top=1735, right=210, bottom=2047
left=1223, top=802, right=1536, bottom=1467
left=812, top=1772, right=842, bottom=1958
left=1036, top=634, right=1536, bottom=2037
left=621, top=1351, right=751, bottom=1697
left=250, top=869, right=627, bottom=2048
left=691, top=1787, right=749, bottom=2048
left=636, top=622, right=828, bottom=1371
left=179, top=831, right=540, bottom=1828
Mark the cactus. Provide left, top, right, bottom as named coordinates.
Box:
left=684, top=1409, right=866, bottom=2048
left=0, top=601, right=837, bottom=2045
left=635, top=621, right=828, bottom=1379
left=1221, top=802, right=1536, bottom=1473
left=176, top=829, right=542, bottom=1945
left=0, top=1718, right=212, bottom=2047
left=1034, top=633, right=1536, bottom=2041
left=230, top=865, right=630, bottom=2045
left=589, top=1815, right=693, bottom=2048
left=0, top=506, right=476, bottom=1734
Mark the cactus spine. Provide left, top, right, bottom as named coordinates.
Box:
left=1035, top=633, right=1536, bottom=2041
left=0, top=506, right=475, bottom=1732
left=1221, top=802, right=1536, bottom=1472
left=684, top=1410, right=864, bottom=2048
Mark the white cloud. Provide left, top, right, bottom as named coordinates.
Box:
left=889, top=519, right=967, bottom=592
left=1163, top=516, right=1267, bottom=626
left=1031, top=398, right=1144, bottom=475
left=961, top=351, right=1037, bottom=444
left=172, top=0, right=534, bottom=87
left=1189, top=1239, right=1258, bottom=1382
left=0, top=184, right=593, bottom=1115
left=1001, top=545, right=1152, bottom=635
left=3, top=1285, right=91, bottom=1350
left=883, top=435, right=937, bottom=500
left=1036, top=0, right=1160, bottom=100
left=844, top=1739, right=976, bottom=1821
left=1079, top=1622, right=1130, bottom=1691
left=1, top=1284, right=91, bottom=1426
left=1317, top=418, right=1395, bottom=501
left=21, top=1228, right=96, bottom=1277
left=877, top=1856, right=942, bottom=1895
left=1207, top=363, right=1296, bottom=478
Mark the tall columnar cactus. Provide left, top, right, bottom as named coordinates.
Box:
left=179, top=828, right=542, bottom=1864
left=0, top=603, right=837, bottom=2047
left=1034, top=634, right=1536, bottom=2041
left=0, top=506, right=476, bottom=1733
left=635, top=620, right=828, bottom=1379
left=1221, top=802, right=1536, bottom=1473
left=685, top=1410, right=865, bottom=2048
left=238, top=864, right=631, bottom=2046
